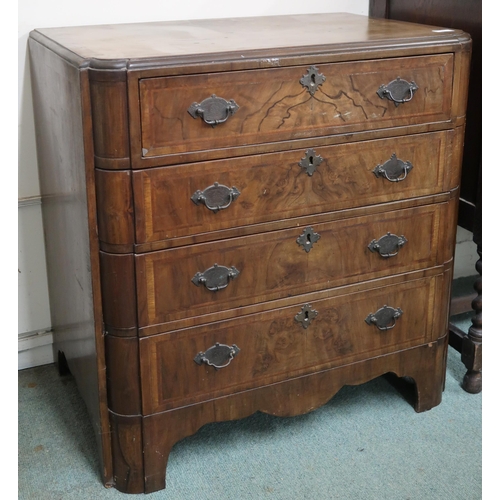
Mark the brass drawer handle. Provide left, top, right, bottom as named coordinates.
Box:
left=373, top=153, right=413, bottom=182
left=191, top=182, right=240, bottom=213
left=377, top=77, right=418, bottom=106
left=194, top=342, right=240, bottom=370
left=368, top=232, right=407, bottom=258
left=188, top=94, right=239, bottom=127
left=365, top=305, right=403, bottom=331
left=192, top=263, right=240, bottom=291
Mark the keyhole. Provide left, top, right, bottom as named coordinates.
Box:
left=306, top=233, right=312, bottom=246
left=311, top=73, right=316, bottom=84
left=304, top=310, right=309, bottom=322
left=309, top=156, right=314, bottom=165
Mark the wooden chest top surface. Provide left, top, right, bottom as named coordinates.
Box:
left=32, top=13, right=466, bottom=62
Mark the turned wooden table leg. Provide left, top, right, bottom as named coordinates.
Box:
left=461, top=243, right=482, bottom=393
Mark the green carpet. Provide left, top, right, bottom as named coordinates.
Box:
left=18, top=346, right=481, bottom=499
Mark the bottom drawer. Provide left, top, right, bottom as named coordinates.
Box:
left=140, top=272, right=447, bottom=415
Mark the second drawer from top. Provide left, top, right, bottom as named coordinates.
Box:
left=131, top=129, right=459, bottom=246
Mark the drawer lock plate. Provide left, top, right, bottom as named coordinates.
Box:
left=297, top=226, right=321, bottom=253
left=300, top=65, right=326, bottom=96
left=295, top=304, right=318, bottom=329
left=298, top=148, right=324, bottom=176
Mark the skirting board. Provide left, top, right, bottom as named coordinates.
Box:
left=18, top=330, right=54, bottom=370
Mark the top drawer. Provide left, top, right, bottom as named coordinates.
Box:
left=139, top=54, right=453, bottom=160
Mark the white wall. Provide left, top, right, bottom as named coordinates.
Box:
left=18, top=0, right=477, bottom=368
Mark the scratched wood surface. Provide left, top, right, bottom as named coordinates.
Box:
left=32, top=13, right=461, bottom=61
left=139, top=54, right=453, bottom=157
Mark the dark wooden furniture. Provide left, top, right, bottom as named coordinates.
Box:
left=29, top=14, right=471, bottom=493
left=369, top=0, right=481, bottom=394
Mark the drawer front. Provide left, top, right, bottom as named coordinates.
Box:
left=140, top=273, right=444, bottom=414
left=139, top=54, right=453, bottom=160
left=133, top=130, right=450, bottom=244
left=136, top=202, right=449, bottom=328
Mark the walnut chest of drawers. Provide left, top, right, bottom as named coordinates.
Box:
left=29, top=13, right=471, bottom=494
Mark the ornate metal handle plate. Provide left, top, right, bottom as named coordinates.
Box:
left=192, top=264, right=240, bottom=291
left=191, top=182, right=240, bottom=213
left=294, top=304, right=318, bottom=329
left=365, top=305, right=403, bottom=331
left=299, top=148, right=324, bottom=176
left=188, top=94, right=239, bottom=127
left=194, top=342, right=240, bottom=370
left=377, top=77, right=418, bottom=106
left=368, top=232, right=407, bottom=258
left=373, top=154, right=413, bottom=182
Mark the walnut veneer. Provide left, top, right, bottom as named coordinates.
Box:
left=29, top=13, right=471, bottom=493
left=369, top=0, right=482, bottom=395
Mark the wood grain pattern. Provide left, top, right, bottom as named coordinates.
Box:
left=28, top=13, right=471, bottom=494
left=32, top=13, right=464, bottom=63
left=142, top=335, right=448, bottom=492
left=369, top=0, right=477, bottom=229
left=133, top=192, right=451, bottom=253
left=89, top=71, right=130, bottom=169
left=95, top=169, right=135, bottom=252
left=105, top=335, right=141, bottom=415
left=139, top=54, right=453, bottom=159
left=368, top=0, right=481, bottom=395
left=140, top=273, right=444, bottom=414
left=135, top=202, right=447, bottom=327
left=109, top=413, right=144, bottom=493
left=99, top=252, right=137, bottom=336
left=29, top=38, right=113, bottom=486
left=138, top=263, right=451, bottom=337
left=133, top=130, right=452, bottom=243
